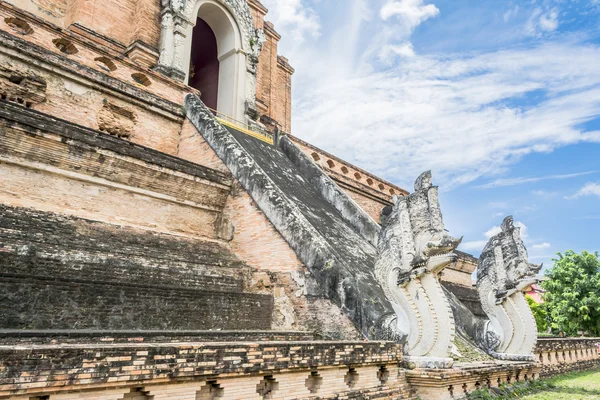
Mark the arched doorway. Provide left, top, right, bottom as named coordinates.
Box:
left=182, top=0, right=247, bottom=121
left=188, top=18, right=219, bottom=111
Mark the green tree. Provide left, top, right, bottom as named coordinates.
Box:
left=526, top=295, right=548, bottom=333
left=542, top=250, right=600, bottom=336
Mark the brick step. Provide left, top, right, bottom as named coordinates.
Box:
left=0, top=205, right=242, bottom=266
left=0, top=204, right=249, bottom=291
left=0, top=204, right=274, bottom=331
left=0, top=276, right=273, bottom=330
left=0, top=329, right=315, bottom=345
left=0, top=253, right=244, bottom=293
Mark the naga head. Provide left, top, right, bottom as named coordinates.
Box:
left=410, top=171, right=462, bottom=274
left=477, top=216, right=542, bottom=297
left=384, top=171, right=462, bottom=283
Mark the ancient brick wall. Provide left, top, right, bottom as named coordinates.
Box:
left=2, top=0, right=293, bottom=147
left=0, top=340, right=413, bottom=400
left=5, top=0, right=161, bottom=53
left=0, top=204, right=273, bottom=330
left=64, top=0, right=137, bottom=47
left=407, top=361, right=540, bottom=400
left=0, top=331, right=315, bottom=346
left=0, top=99, right=276, bottom=331
left=535, top=338, right=600, bottom=377
left=0, top=101, right=228, bottom=238
left=4, top=0, right=69, bottom=26
left=249, top=0, right=294, bottom=133
left=0, top=6, right=188, bottom=155
left=441, top=268, right=475, bottom=287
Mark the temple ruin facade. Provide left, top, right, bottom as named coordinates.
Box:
left=0, top=0, right=598, bottom=399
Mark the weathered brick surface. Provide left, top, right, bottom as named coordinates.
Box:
left=535, top=338, right=600, bottom=377
left=2, top=0, right=293, bottom=133
left=0, top=331, right=315, bottom=346
left=251, top=7, right=293, bottom=133
left=0, top=101, right=230, bottom=239
left=0, top=6, right=186, bottom=106
left=177, top=119, right=231, bottom=175
left=0, top=341, right=405, bottom=399
left=0, top=204, right=273, bottom=330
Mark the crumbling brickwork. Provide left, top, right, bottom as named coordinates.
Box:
left=536, top=338, right=600, bottom=377
left=0, top=339, right=411, bottom=400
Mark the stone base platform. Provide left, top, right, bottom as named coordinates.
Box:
left=0, top=335, right=417, bottom=400
left=406, top=360, right=541, bottom=400
left=536, top=337, right=600, bottom=377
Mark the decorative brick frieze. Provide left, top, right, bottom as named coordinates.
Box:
left=0, top=340, right=405, bottom=398
left=535, top=338, right=600, bottom=377
left=0, top=5, right=188, bottom=113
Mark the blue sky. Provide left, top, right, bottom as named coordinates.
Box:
left=260, top=0, right=600, bottom=270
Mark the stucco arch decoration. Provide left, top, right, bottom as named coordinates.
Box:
left=156, top=0, right=265, bottom=120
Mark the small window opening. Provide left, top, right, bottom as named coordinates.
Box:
left=5, top=18, right=33, bottom=35
left=53, top=38, right=78, bottom=54
left=256, top=375, right=278, bottom=399
left=196, top=381, right=224, bottom=400
left=377, top=366, right=390, bottom=385
left=95, top=57, right=117, bottom=72
left=305, top=371, right=323, bottom=394
left=344, top=368, right=359, bottom=388
left=131, top=73, right=151, bottom=87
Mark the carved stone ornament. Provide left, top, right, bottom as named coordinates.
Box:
left=476, top=216, right=542, bottom=361
left=374, top=171, right=462, bottom=369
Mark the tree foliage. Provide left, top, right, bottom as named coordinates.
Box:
left=526, top=295, right=548, bottom=333
left=542, top=250, right=600, bottom=336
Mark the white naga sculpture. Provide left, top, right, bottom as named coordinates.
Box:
left=476, top=216, right=542, bottom=361
left=375, top=171, right=462, bottom=368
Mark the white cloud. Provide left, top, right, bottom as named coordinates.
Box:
left=539, top=8, right=559, bottom=32
left=478, top=171, right=597, bottom=189
left=380, top=0, right=440, bottom=29
left=259, top=0, right=320, bottom=44
left=526, top=7, right=559, bottom=36
left=460, top=221, right=529, bottom=254
left=567, top=182, right=600, bottom=199
left=376, top=0, right=440, bottom=62
left=575, top=215, right=600, bottom=220
left=380, top=42, right=416, bottom=62
left=485, top=225, right=502, bottom=238
left=292, top=42, right=600, bottom=189
left=532, top=242, right=551, bottom=249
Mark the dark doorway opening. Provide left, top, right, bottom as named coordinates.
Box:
left=189, top=18, right=219, bottom=111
